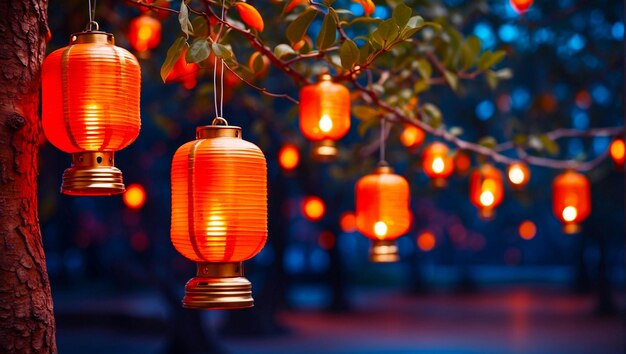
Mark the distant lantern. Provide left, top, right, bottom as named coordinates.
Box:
left=470, top=164, right=504, bottom=219
left=123, top=184, right=146, bottom=209
left=518, top=220, right=536, bottom=240
left=507, top=162, right=530, bottom=189
left=278, top=144, right=300, bottom=171
left=302, top=196, right=325, bottom=221
left=510, top=0, right=533, bottom=13
left=128, top=15, right=161, bottom=54
left=166, top=50, right=200, bottom=90
left=42, top=27, right=141, bottom=196
left=610, top=137, right=625, bottom=169
left=422, top=142, right=454, bottom=188
left=340, top=211, right=357, bottom=233
left=417, top=231, right=436, bottom=252
left=552, top=170, right=590, bottom=234
left=356, top=164, right=411, bottom=262
left=400, top=124, right=425, bottom=149
left=454, top=150, right=472, bottom=176
left=170, top=118, right=267, bottom=309
left=299, top=74, right=351, bottom=161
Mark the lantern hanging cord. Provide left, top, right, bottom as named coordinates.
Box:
left=380, top=117, right=386, bottom=163
left=213, top=0, right=226, bottom=120
left=87, top=0, right=97, bottom=29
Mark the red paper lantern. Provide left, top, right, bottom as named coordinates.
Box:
left=422, top=142, right=454, bottom=188
left=610, top=137, right=625, bottom=169
left=400, top=124, right=425, bottom=149
left=510, top=0, right=533, bottom=13
left=356, top=164, right=411, bottom=262
left=507, top=162, right=530, bottom=189
left=171, top=119, right=267, bottom=309
left=470, top=164, right=504, bottom=219
left=166, top=50, right=200, bottom=90
left=299, top=74, right=351, bottom=160
left=128, top=15, right=161, bottom=54
left=42, top=29, right=141, bottom=196
left=552, top=170, right=590, bottom=234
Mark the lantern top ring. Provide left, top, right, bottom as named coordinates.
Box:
left=211, top=117, right=229, bottom=126
left=196, top=124, right=242, bottom=139
left=85, top=20, right=100, bottom=31
left=70, top=30, right=114, bottom=45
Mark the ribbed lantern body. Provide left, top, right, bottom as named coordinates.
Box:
left=552, top=171, right=590, bottom=234
left=299, top=75, right=350, bottom=160
left=42, top=31, right=141, bottom=195
left=171, top=124, right=267, bottom=309
left=128, top=15, right=162, bottom=53
left=470, top=164, right=504, bottom=219
left=356, top=166, right=411, bottom=262
left=422, top=142, right=454, bottom=188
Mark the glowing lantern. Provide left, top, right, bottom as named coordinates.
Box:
left=42, top=28, right=141, bottom=196
left=340, top=211, right=356, bottom=233
left=356, top=164, right=411, bottom=262
left=166, top=50, right=200, bottom=90
left=302, top=196, right=325, bottom=221
left=299, top=74, right=351, bottom=161
left=470, top=164, right=504, bottom=219
left=510, top=0, right=533, bottom=13
left=278, top=144, right=300, bottom=171
left=454, top=150, right=472, bottom=176
left=507, top=162, right=530, bottom=189
left=610, top=137, right=625, bottom=169
left=128, top=15, right=161, bottom=54
left=422, top=142, right=454, bottom=188
left=171, top=119, right=267, bottom=309
left=417, top=231, right=436, bottom=252
left=552, top=170, right=590, bottom=234
left=518, top=220, right=536, bottom=240
left=123, top=184, right=146, bottom=209
left=400, top=124, right=425, bottom=149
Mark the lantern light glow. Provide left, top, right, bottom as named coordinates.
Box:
left=278, top=144, right=300, bottom=171
left=507, top=162, right=530, bottom=188
left=552, top=170, right=591, bottom=234
left=610, top=138, right=625, bottom=168
left=123, top=184, right=146, bottom=209
left=422, top=142, right=454, bottom=188
left=303, top=196, right=325, bottom=221
left=470, top=164, right=504, bottom=219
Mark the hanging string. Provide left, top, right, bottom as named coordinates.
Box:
left=219, top=2, right=225, bottom=118
left=212, top=0, right=226, bottom=121
left=87, top=0, right=97, bottom=29
left=380, top=118, right=386, bottom=163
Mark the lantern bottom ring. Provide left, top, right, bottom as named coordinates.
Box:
left=563, top=223, right=581, bottom=234
left=431, top=177, right=448, bottom=189
left=61, top=151, right=125, bottom=196
left=183, top=262, right=254, bottom=310
left=369, top=240, right=400, bottom=263
left=478, top=207, right=494, bottom=220
left=311, top=139, right=338, bottom=161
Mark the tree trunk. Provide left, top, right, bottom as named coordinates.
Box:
left=0, top=1, right=56, bottom=353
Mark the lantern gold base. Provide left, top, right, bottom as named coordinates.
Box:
left=431, top=177, right=447, bottom=189
left=563, top=223, right=581, bottom=234
left=479, top=208, right=494, bottom=220
left=183, top=262, right=254, bottom=310
left=369, top=240, right=399, bottom=263
left=62, top=152, right=125, bottom=196
left=311, top=139, right=338, bottom=161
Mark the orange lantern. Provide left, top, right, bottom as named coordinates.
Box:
left=278, top=143, right=300, bottom=171
left=454, top=150, right=472, bottom=176
left=422, top=142, right=454, bottom=188
left=400, top=124, right=425, bottom=149
left=128, top=15, right=161, bottom=55
left=610, top=137, right=625, bottom=169
left=552, top=170, right=590, bottom=234
left=507, top=162, right=530, bottom=189
left=42, top=28, right=141, bottom=196
left=171, top=118, right=267, bottom=309
left=510, top=0, right=533, bottom=13
left=470, top=164, right=504, bottom=219
left=166, top=50, right=200, bottom=90
left=356, top=164, right=411, bottom=262
left=302, top=196, right=325, bottom=221
left=299, top=74, right=351, bottom=161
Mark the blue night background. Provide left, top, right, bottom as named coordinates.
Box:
left=39, top=0, right=624, bottom=353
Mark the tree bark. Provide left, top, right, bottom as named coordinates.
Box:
left=0, top=1, right=56, bottom=353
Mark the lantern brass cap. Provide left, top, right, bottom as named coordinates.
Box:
left=183, top=262, right=254, bottom=310
left=374, top=162, right=394, bottom=175
left=70, top=31, right=114, bottom=45
left=312, top=139, right=338, bottom=161
left=369, top=240, right=399, bottom=263
left=319, top=73, right=333, bottom=82
left=563, top=223, right=581, bottom=234
left=196, top=118, right=242, bottom=139
left=431, top=177, right=447, bottom=189
left=61, top=152, right=125, bottom=196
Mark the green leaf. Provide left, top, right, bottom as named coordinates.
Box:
left=160, top=37, right=188, bottom=83
left=323, top=0, right=336, bottom=6
left=416, top=58, right=432, bottom=79
left=478, top=136, right=498, bottom=149
left=460, top=35, right=481, bottom=70
left=449, top=126, right=464, bottom=137
left=186, top=39, right=211, bottom=63
left=339, top=39, right=359, bottom=69
left=316, top=13, right=337, bottom=50
left=495, top=68, right=513, bottom=79
left=413, top=79, right=429, bottom=94
left=539, top=134, right=560, bottom=155
left=371, top=19, right=399, bottom=49
left=178, top=0, right=194, bottom=38
left=485, top=71, right=498, bottom=89
left=191, top=17, right=209, bottom=37
left=212, top=43, right=234, bottom=61
left=358, top=41, right=372, bottom=65
left=358, top=118, right=378, bottom=137
left=287, top=9, right=317, bottom=46
left=443, top=70, right=459, bottom=92
left=421, top=103, right=442, bottom=128
left=406, top=15, right=424, bottom=29
left=392, top=3, right=412, bottom=30
left=353, top=105, right=379, bottom=120
left=274, top=43, right=297, bottom=59
left=478, top=50, right=506, bottom=71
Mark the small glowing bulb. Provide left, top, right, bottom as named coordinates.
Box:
left=562, top=206, right=578, bottom=222
left=374, top=221, right=388, bottom=237
left=432, top=157, right=445, bottom=174
left=508, top=166, right=525, bottom=185
left=319, top=114, right=333, bottom=133
left=480, top=191, right=495, bottom=207
left=138, top=26, right=153, bottom=41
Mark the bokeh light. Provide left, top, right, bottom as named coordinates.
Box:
left=340, top=212, right=356, bottom=233
left=518, top=220, right=537, bottom=240
left=123, top=184, right=146, bottom=210
left=610, top=137, right=625, bottom=168
left=279, top=144, right=300, bottom=171
left=303, top=196, right=325, bottom=221
left=417, top=231, right=436, bottom=252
